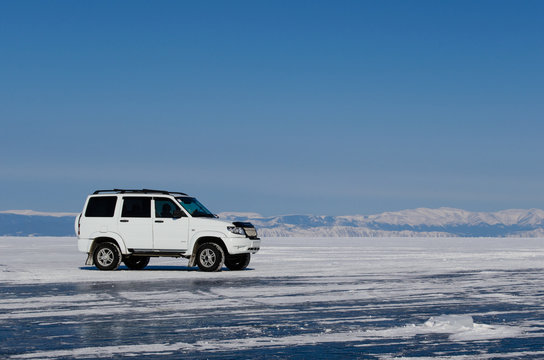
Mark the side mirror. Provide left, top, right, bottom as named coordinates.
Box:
left=173, top=209, right=184, bottom=218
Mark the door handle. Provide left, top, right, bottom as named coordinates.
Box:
left=120, top=220, right=129, bottom=223
left=155, top=220, right=164, bottom=223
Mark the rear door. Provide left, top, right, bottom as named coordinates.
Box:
left=117, top=196, right=153, bottom=249
left=152, top=197, right=189, bottom=251
left=80, top=196, right=118, bottom=238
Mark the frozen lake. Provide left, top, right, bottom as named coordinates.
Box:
left=1, top=236, right=544, bottom=359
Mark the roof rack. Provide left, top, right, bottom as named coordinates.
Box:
left=169, top=192, right=189, bottom=196
left=93, top=189, right=188, bottom=196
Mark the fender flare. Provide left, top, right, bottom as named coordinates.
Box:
left=189, top=231, right=226, bottom=251
left=89, top=232, right=128, bottom=254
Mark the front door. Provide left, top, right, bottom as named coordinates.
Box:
left=117, top=196, right=153, bottom=249
left=153, top=197, right=189, bottom=251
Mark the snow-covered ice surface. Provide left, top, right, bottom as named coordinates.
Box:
left=1, top=236, right=544, bottom=359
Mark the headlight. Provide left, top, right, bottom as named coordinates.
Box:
left=227, top=226, right=246, bottom=236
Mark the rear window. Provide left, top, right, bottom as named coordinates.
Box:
left=121, top=197, right=151, bottom=218
left=85, top=196, right=117, bottom=217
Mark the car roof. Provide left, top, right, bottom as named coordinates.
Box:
left=92, top=189, right=189, bottom=196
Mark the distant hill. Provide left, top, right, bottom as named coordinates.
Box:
left=0, top=212, right=77, bottom=236
left=1, top=208, right=544, bottom=237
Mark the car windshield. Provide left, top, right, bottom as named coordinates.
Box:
left=176, top=197, right=215, bottom=218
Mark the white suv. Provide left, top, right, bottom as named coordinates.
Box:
left=75, top=189, right=260, bottom=272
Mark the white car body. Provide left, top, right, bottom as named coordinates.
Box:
left=75, top=189, right=260, bottom=271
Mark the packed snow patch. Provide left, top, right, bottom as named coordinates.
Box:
left=426, top=315, right=524, bottom=341
left=366, top=315, right=524, bottom=342
left=424, top=314, right=475, bottom=332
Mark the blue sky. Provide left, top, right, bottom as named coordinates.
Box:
left=1, top=1, right=543, bottom=216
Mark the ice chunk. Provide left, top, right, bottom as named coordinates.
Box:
left=420, top=315, right=523, bottom=341
left=424, top=315, right=474, bottom=331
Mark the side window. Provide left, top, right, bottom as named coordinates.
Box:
left=85, top=197, right=117, bottom=217
left=121, top=197, right=151, bottom=218
left=155, top=198, right=184, bottom=218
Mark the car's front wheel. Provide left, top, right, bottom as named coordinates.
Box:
left=225, top=253, right=250, bottom=271
left=93, top=242, right=122, bottom=271
left=123, top=256, right=150, bottom=270
left=196, top=243, right=225, bottom=272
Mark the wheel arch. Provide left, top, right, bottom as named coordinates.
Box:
left=192, top=236, right=227, bottom=255
left=188, top=236, right=228, bottom=267
left=89, top=234, right=128, bottom=255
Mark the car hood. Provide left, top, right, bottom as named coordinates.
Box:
left=189, top=217, right=234, bottom=232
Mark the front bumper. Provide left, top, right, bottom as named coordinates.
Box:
left=223, top=236, right=261, bottom=255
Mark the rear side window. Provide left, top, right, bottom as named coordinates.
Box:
left=122, top=197, right=151, bottom=218
left=85, top=197, right=117, bottom=217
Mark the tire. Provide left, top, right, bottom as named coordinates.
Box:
left=123, top=256, right=150, bottom=270
left=196, top=242, right=225, bottom=272
left=93, top=242, right=122, bottom=271
left=225, top=253, right=251, bottom=271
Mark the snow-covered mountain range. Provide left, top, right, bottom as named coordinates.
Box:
left=1, top=207, right=544, bottom=237
left=219, top=207, right=544, bottom=237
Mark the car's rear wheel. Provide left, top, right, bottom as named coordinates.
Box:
left=196, top=243, right=224, bottom=272
left=123, top=256, right=150, bottom=270
left=93, top=242, right=122, bottom=271
left=225, top=253, right=251, bottom=271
